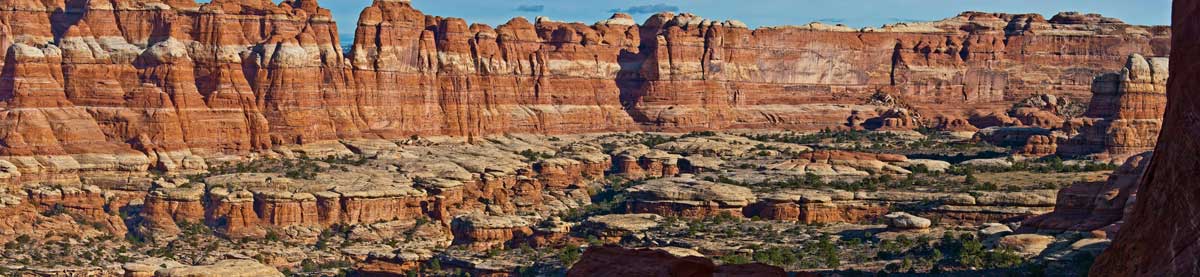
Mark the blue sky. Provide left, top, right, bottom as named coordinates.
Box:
left=314, top=0, right=1170, bottom=35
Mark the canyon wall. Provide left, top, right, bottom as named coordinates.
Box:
left=0, top=0, right=1171, bottom=176
left=1091, top=0, right=1200, bottom=275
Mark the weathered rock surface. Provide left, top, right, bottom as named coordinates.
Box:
left=766, top=150, right=912, bottom=176
left=1058, top=54, right=1168, bottom=162
left=580, top=213, right=663, bottom=242
left=625, top=177, right=756, bottom=218
left=612, top=145, right=683, bottom=179
left=1092, top=2, right=1200, bottom=274
left=979, top=223, right=1014, bottom=237
left=118, top=139, right=603, bottom=241
left=744, top=188, right=1053, bottom=225
left=152, top=259, right=284, bottom=277
left=1021, top=152, right=1150, bottom=236
left=746, top=189, right=888, bottom=224
left=997, top=234, right=1054, bottom=256
left=0, top=1, right=1169, bottom=180
left=450, top=213, right=532, bottom=251
left=885, top=212, right=933, bottom=230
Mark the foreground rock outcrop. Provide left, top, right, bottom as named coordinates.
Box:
left=0, top=0, right=1169, bottom=181
left=1021, top=152, right=1151, bottom=237
left=1092, top=1, right=1200, bottom=274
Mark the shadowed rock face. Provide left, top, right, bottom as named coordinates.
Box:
left=1090, top=0, right=1200, bottom=275
left=1020, top=152, right=1151, bottom=237
left=0, top=0, right=1170, bottom=175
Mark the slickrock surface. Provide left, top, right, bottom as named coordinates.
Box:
left=0, top=128, right=1133, bottom=274
left=0, top=0, right=1169, bottom=179
left=152, top=259, right=284, bottom=277
left=768, top=150, right=912, bottom=176
left=625, top=176, right=756, bottom=218
left=580, top=213, right=664, bottom=242
left=133, top=138, right=605, bottom=241
left=1092, top=1, right=1200, bottom=274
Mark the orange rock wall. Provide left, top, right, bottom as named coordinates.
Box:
left=0, top=1, right=1170, bottom=163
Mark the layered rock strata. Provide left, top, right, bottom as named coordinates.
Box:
left=0, top=1, right=1170, bottom=180
left=131, top=139, right=606, bottom=240
left=746, top=189, right=889, bottom=224
left=450, top=214, right=533, bottom=251
left=624, top=176, right=756, bottom=218
left=579, top=213, right=664, bottom=243
left=1057, top=54, right=1168, bottom=162
left=746, top=189, right=1056, bottom=225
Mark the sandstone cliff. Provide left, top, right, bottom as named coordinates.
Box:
left=0, top=1, right=1170, bottom=178
left=1057, top=54, right=1168, bottom=162
left=1091, top=0, right=1200, bottom=274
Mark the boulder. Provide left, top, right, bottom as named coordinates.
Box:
left=979, top=223, right=1014, bottom=237
left=884, top=212, right=932, bottom=230
left=997, top=234, right=1054, bottom=256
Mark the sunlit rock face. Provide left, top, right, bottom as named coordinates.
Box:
left=0, top=1, right=1169, bottom=177
left=1057, top=54, right=1168, bottom=162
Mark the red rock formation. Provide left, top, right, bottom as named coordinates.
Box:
left=1020, top=152, right=1149, bottom=236
left=1018, top=135, right=1058, bottom=157
left=612, top=147, right=683, bottom=179
left=625, top=177, right=756, bottom=219
left=1058, top=54, right=1168, bottom=162
left=535, top=157, right=608, bottom=188
left=25, top=185, right=128, bottom=236
left=628, top=12, right=1167, bottom=132
left=968, top=111, right=1021, bottom=129
left=450, top=214, right=533, bottom=251
left=0, top=1, right=1171, bottom=174
left=747, top=200, right=890, bottom=224
left=1092, top=1, right=1200, bottom=274
left=795, top=150, right=908, bottom=164
left=566, top=246, right=788, bottom=277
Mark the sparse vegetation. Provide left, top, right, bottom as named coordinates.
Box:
left=519, top=149, right=554, bottom=162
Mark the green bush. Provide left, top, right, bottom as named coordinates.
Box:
left=752, top=247, right=799, bottom=266
left=558, top=245, right=583, bottom=266
left=719, top=254, right=752, bottom=265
